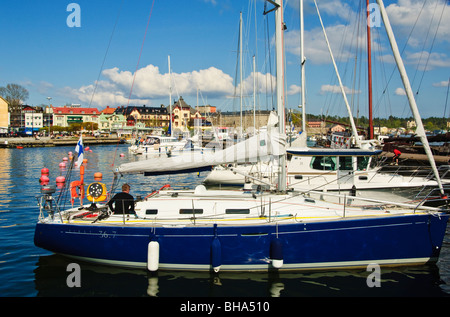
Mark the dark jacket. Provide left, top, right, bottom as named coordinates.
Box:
left=108, top=192, right=135, bottom=214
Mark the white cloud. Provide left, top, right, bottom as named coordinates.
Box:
left=288, top=0, right=356, bottom=22
left=432, top=80, right=450, bottom=87
left=386, top=0, right=450, bottom=47
left=395, top=87, right=406, bottom=95
left=22, top=80, right=54, bottom=95
left=285, top=25, right=360, bottom=65
left=236, top=72, right=276, bottom=97
left=61, top=83, right=148, bottom=107
left=61, top=64, right=281, bottom=107
left=320, top=84, right=360, bottom=95
left=404, top=51, right=450, bottom=71
left=287, top=84, right=301, bottom=95
left=284, top=5, right=375, bottom=66
left=285, top=0, right=450, bottom=73
left=36, top=81, right=54, bottom=94
left=311, top=0, right=355, bottom=22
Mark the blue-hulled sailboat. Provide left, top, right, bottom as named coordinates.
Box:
left=34, top=0, right=449, bottom=272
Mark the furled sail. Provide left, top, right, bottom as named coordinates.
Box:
left=116, top=129, right=286, bottom=176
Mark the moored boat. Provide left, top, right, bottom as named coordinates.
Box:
left=34, top=0, right=450, bottom=273
left=34, top=184, right=449, bottom=271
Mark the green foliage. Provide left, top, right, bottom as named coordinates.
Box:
left=291, top=110, right=449, bottom=131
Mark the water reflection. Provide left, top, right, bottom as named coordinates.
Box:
left=0, top=144, right=449, bottom=297
left=0, top=149, right=13, bottom=208
left=34, top=254, right=449, bottom=297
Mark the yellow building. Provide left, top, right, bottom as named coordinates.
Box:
left=172, top=96, right=202, bottom=132
left=0, top=96, right=9, bottom=133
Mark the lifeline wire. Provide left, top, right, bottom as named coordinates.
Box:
left=127, top=0, right=157, bottom=107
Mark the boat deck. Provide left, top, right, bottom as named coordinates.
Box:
left=42, top=186, right=438, bottom=227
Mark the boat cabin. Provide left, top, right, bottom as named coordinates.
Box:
left=286, top=148, right=382, bottom=188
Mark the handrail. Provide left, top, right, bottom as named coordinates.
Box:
left=304, top=189, right=442, bottom=212
left=413, top=186, right=449, bottom=213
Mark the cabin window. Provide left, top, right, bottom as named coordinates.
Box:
left=338, top=157, right=353, bottom=170
left=225, top=209, right=250, bottom=214
left=179, top=209, right=203, bottom=214
left=145, top=209, right=158, bottom=215
left=310, top=156, right=336, bottom=171
left=357, top=156, right=370, bottom=171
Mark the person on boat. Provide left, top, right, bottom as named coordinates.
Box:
left=108, top=183, right=135, bottom=215
left=392, top=148, right=401, bottom=165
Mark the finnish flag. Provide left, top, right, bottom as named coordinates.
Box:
left=75, top=136, right=84, bottom=166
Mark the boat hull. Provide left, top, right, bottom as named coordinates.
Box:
left=34, top=213, right=449, bottom=271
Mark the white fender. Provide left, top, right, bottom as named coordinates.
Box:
left=272, top=259, right=283, bottom=269
left=147, top=241, right=159, bottom=271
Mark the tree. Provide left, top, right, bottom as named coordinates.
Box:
left=424, top=121, right=436, bottom=132
left=0, top=83, right=29, bottom=111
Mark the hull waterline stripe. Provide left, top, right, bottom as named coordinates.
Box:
left=57, top=253, right=433, bottom=272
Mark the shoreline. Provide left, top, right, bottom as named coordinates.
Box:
left=0, top=136, right=123, bottom=148
left=1, top=137, right=447, bottom=165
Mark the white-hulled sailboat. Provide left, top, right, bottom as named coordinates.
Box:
left=203, top=0, right=450, bottom=203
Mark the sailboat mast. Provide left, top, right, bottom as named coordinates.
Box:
left=300, top=0, right=306, bottom=133
left=273, top=0, right=286, bottom=191
left=168, top=55, right=172, bottom=136
left=253, top=55, right=256, bottom=131
left=366, top=0, right=374, bottom=139
left=240, top=11, right=244, bottom=137
left=376, top=0, right=445, bottom=195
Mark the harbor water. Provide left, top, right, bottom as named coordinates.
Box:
left=0, top=144, right=449, bottom=297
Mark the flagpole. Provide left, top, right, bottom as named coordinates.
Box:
left=74, top=135, right=85, bottom=206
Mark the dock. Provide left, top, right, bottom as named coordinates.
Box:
left=0, top=136, right=123, bottom=148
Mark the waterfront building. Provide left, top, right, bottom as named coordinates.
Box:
left=114, top=105, right=170, bottom=129
left=0, top=97, right=9, bottom=134
left=209, top=110, right=271, bottom=134
left=171, top=96, right=203, bottom=132
left=330, top=124, right=346, bottom=133
left=52, top=105, right=100, bottom=128
left=98, top=112, right=126, bottom=132
left=23, top=105, right=43, bottom=134
left=407, top=120, right=417, bottom=129
left=43, top=106, right=53, bottom=131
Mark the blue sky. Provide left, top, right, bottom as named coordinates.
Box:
left=1, top=0, right=449, bottom=119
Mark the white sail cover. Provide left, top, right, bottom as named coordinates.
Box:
left=116, top=130, right=286, bottom=175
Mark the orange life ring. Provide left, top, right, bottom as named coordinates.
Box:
left=70, top=180, right=84, bottom=204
